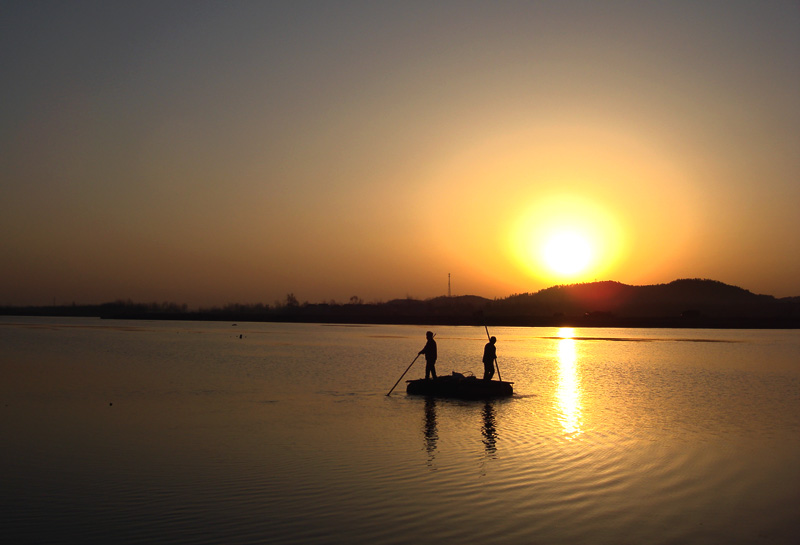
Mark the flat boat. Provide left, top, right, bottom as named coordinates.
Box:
left=406, top=372, right=513, bottom=399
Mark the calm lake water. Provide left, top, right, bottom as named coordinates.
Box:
left=1, top=317, right=798, bottom=544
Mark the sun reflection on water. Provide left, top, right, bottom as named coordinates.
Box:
left=555, top=328, right=583, bottom=437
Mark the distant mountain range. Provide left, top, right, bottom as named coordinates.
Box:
left=491, top=278, right=797, bottom=316
left=2, top=279, right=798, bottom=328
left=374, top=279, right=799, bottom=328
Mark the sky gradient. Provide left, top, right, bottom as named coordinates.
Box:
left=2, top=1, right=799, bottom=307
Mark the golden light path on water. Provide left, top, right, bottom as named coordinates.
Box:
left=556, top=327, right=583, bottom=437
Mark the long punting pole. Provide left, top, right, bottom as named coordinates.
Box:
left=386, top=354, right=421, bottom=396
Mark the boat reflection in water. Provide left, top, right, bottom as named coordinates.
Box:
left=556, top=327, right=583, bottom=438
left=420, top=397, right=500, bottom=463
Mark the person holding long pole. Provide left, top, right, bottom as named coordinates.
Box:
left=482, top=335, right=498, bottom=381
left=483, top=325, right=502, bottom=381
left=419, top=331, right=438, bottom=380
left=386, top=331, right=437, bottom=396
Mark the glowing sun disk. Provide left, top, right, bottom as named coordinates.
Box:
left=507, top=194, right=625, bottom=286
left=543, top=231, right=592, bottom=275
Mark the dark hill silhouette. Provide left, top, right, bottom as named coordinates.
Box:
left=501, top=279, right=775, bottom=315
left=491, top=279, right=796, bottom=327
left=1, top=279, right=798, bottom=328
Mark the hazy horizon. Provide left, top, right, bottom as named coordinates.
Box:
left=2, top=2, right=799, bottom=307
left=4, top=276, right=795, bottom=310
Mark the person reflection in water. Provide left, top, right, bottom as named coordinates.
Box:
left=482, top=402, right=497, bottom=456
left=418, top=331, right=437, bottom=379
left=424, top=397, right=438, bottom=464
left=482, top=336, right=497, bottom=381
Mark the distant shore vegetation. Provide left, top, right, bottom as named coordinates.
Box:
left=2, top=279, right=798, bottom=329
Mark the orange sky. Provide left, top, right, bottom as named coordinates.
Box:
left=2, top=2, right=799, bottom=307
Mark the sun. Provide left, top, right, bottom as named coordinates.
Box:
left=508, top=194, right=625, bottom=284
left=542, top=231, right=593, bottom=275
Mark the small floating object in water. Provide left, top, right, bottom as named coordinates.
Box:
left=406, top=372, right=513, bottom=399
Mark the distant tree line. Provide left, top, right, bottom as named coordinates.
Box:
left=1, top=279, right=798, bottom=328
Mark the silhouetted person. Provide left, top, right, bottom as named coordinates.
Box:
left=419, top=331, right=437, bottom=379
left=483, top=336, right=497, bottom=381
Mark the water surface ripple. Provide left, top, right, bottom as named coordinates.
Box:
left=1, top=319, right=798, bottom=544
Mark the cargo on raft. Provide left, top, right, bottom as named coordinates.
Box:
left=406, top=372, right=513, bottom=399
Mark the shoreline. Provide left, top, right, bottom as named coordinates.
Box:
left=1, top=309, right=797, bottom=329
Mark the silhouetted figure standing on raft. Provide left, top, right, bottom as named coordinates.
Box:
left=419, top=331, right=437, bottom=379
left=483, top=336, right=497, bottom=381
